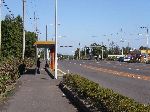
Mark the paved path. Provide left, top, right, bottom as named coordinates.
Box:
left=0, top=61, right=78, bottom=112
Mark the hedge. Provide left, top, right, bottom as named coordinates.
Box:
left=0, top=57, right=34, bottom=94
left=62, top=74, right=150, bottom=112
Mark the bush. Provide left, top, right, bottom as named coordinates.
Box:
left=0, top=57, right=35, bottom=94
left=62, top=74, right=150, bottom=112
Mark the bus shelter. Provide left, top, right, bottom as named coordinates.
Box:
left=34, top=41, right=55, bottom=70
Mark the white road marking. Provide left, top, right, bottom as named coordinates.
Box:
left=58, top=69, right=66, bottom=75
left=67, top=70, right=70, bottom=74
left=128, top=68, right=131, bottom=70
left=74, top=63, right=76, bottom=64
left=136, top=69, right=140, bottom=71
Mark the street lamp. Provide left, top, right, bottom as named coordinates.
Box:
left=140, top=27, right=149, bottom=61
left=120, top=39, right=125, bottom=56
left=54, top=0, right=58, bottom=79
left=0, top=0, right=2, bottom=55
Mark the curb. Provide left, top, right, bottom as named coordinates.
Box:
left=59, top=82, right=91, bottom=112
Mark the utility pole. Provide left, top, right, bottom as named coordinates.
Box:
left=22, top=0, right=26, bottom=59
left=78, top=43, right=80, bottom=59
left=146, top=28, right=149, bottom=50
left=45, top=25, right=48, bottom=60
left=102, top=42, right=104, bottom=60
left=46, top=25, right=47, bottom=41
left=120, top=28, right=124, bottom=56
left=0, top=0, right=2, bottom=55
left=102, top=47, right=104, bottom=60
left=54, top=0, right=58, bottom=79
left=84, top=46, right=86, bottom=58
left=146, top=28, right=149, bottom=61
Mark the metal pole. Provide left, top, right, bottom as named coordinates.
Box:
left=22, top=0, right=25, bottom=59
left=146, top=28, right=149, bottom=49
left=102, top=46, right=104, bottom=60
left=122, top=48, right=124, bottom=56
left=84, top=47, right=86, bottom=58
left=45, top=25, right=48, bottom=60
left=120, top=28, right=124, bottom=56
left=46, top=25, right=48, bottom=41
left=146, top=28, right=149, bottom=61
left=0, top=0, right=2, bottom=55
left=54, top=0, right=58, bottom=79
left=79, top=48, right=80, bottom=59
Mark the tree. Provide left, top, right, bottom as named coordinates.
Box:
left=25, top=31, right=36, bottom=57
left=74, top=48, right=79, bottom=59
left=91, top=43, right=108, bottom=59
left=2, top=15, right=23, bottom=58
left=139, top=46, right=147, bottom=50
left=1, top=15, right=36, bottom=58
left=109, top=41, right=120, bottom=55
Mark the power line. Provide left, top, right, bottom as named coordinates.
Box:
left=2, top=0, right=14, bottom=18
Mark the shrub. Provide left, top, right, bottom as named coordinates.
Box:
left=0, top=57, right=35, bottom=94
left=62, top=74, right=150, bottom=112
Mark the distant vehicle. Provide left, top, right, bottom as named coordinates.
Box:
left=118, top=57, right=124, bottom=62
left=123, top=57, right=130, bottom=62
left=118, top=57, right=130, bottom=62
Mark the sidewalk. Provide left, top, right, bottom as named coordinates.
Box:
left=0, top=61, right=78, bottom=112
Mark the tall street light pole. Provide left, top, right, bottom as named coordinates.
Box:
left=140, top=27, right=149, bottom=61
left=54, top=0, right=58, bottom=79
left=0, top=0, right=2, bottom=55
left=22, top=0, right=26, bottom=59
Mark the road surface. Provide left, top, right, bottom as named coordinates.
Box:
left=58, top=60, right=150, bottom=104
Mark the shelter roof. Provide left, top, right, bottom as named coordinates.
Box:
left=34, top=41, right=55, bottom=48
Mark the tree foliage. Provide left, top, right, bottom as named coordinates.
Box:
left=25, top=31, right=36, bottom=57
left=2, top=15, right=23, bottom=57
left=91, top=43, right=107, bottom=58
left=1, top=15, right=36, bottom=58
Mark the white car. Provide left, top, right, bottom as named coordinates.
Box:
left=124, top=57, right=130, bottom=62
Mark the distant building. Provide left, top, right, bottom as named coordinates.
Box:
left=140, top=50, right=150, bottom=54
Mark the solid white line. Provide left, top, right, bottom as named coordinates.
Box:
left=58, top=69, right=66, bottom=75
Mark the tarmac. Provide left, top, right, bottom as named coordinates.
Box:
left=0, top=61, right=78, bottom=112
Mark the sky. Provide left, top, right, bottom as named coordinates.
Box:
left=1, top=0, right=150, bottom=55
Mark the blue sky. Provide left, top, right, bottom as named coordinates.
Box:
left=2, top=0, right=150, bottom=55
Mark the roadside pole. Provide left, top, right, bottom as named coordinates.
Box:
left=54, top=0, right=58, bottom=79
left=102, top=46, right=104, bottom=60
left=0, top=0, right=2, bottom=55
left=146, top=28, right=149, bottom=61
left=22, top=0, right=26, bottom=59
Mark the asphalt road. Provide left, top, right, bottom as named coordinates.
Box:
left=58, top=60, right=150, bottom=104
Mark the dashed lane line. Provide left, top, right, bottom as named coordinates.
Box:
left=82, top=64, right=150, bottom=81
